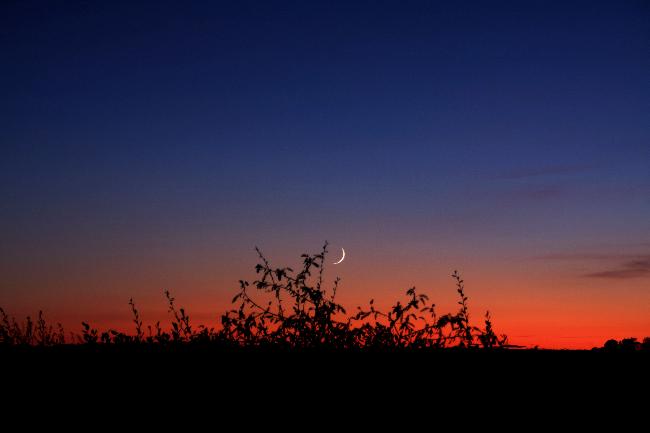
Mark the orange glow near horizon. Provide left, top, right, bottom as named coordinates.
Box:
left=3, top=245, right=648, bottom=349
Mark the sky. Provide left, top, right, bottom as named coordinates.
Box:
left=1, top=0, right=648, bottom=349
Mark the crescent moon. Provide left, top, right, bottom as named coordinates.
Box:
left=333, top=248, right=345, bottom=265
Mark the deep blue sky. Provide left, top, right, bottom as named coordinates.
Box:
left=1, top=1, right=648, bottom=346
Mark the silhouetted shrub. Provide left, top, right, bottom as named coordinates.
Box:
left=601, top=337, right=648, bottom=352
left=620, top=338, right=640, bottom=351
left=642, top=337, right=650, bottom=351
left=214, top=243, right=508, bottom=350
left=603, top=339, right=619, bottom=351
left=0, top=308, right=65, bottom=346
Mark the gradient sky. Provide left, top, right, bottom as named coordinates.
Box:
left=1, top=0, right=649, bottom=348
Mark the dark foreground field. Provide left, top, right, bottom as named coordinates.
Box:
left=2, top=345, right=646, bottom=422
left=4, top=345, right=647, bottom=383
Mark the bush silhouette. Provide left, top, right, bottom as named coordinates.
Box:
left=600, top=337, right=648, bottom=352
left=603, top=339, right=619, bottom=351
left=0, top=309, right=66, bottom=346
left=220, top=243, right=508, bottom=350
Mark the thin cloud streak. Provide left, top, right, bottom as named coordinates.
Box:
left=537, top=251, right=650, bottom=280
left=494, top=164, right=595, bottom=180
left=584, top=258, right=650, bottom=279
left=537, top=253, right=647, bottom=260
